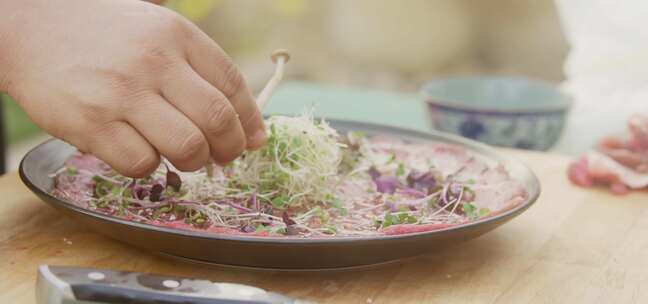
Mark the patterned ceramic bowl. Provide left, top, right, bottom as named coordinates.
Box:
left=423, top=76, right=571, bottom=151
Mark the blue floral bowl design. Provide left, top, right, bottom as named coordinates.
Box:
left=422, top=76, right=571, bottom=151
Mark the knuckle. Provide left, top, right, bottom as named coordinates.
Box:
left=96, top=69, right=149, bottom=114
left=103, top=70, right=142, bottom=98
left=86, top=122, right=122, bottom=148
left=158, top=12, right=190, bottom=36
left=137, top=45, right=177, bottom=72
left=121, top=95, right=158, bottom=117
left=80, top=101, right=109, bottom=122
left=218, top=59, right=244, bottom=98
left=205, top=100, right=237, bottom=136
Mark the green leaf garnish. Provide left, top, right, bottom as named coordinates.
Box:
left=271, top=195, right=289, bottom=208
left=383, top=213, right=397, bottom=227
left=462, top=203, right=481, bottom=220
left=397, top=213, right=417, bottom=224
left=330, top=197, right=347, bottom=215
left=322, top=226, right=337, bottom=235
left=122, top=188, right=132, bottom=199
left=397, top=205, right=410, bottom=213
left=387, top=153, right=396, bottom=164
left=66, top=167, right=78, bottom=176
left=428, top=196, right=439, bottom=208
left=396, top=163, right=405, bottom=177
left=159, top=206, right=172, bottom=213
left=93, top=177, right=114, bottom=198
left=382, top=212, right=417, bottom=228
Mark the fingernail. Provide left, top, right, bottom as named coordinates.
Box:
left=248, top=129, right=267, bottom=149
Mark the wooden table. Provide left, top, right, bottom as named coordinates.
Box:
left=2, top=150, right=648, bottom=303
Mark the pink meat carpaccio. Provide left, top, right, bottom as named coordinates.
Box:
left=52, top=154, right=110, bottom=207
left=567, top=114, right=648, bottom=194
left=52, top=138, right=528, bottom=237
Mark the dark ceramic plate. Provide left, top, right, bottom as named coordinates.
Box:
left=19, top=119, right=540, bottom=270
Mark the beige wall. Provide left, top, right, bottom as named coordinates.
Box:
left=194, top=0, right=568, bottom=92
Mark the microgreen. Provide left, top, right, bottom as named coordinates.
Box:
left=53, top=111, right=525, bottom=238
left=165, top=165, right=182, bottom=192
left=271, top=195, right=289, bottom=208
left=382, top=212, right=417, bottom=228
left=462, top=202, right=484, bottom=220
left=149, top=184, right=164, bottom=202
left=281, top=211, right=296, bottom=226
left=66, top=167, right=78, bottom=176
left=328, top=196, right=347, bottom=215
left=386, top=152, right=396, bottom=164
left=396, top=163, right=406, bottom=177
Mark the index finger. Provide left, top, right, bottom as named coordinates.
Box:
left=182, top=24, right=266, bottom=150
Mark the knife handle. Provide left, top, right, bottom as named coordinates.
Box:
left=36, top=265, right=302, bottom=304
left=69, top=283, right=263, bottom=304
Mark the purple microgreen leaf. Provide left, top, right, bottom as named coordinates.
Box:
left=125, top=178, right=136, bottom=189
left=450, top=183, right=463, bottom=196
left=227, top=202, right=253, bottom=213
left=375, top=176, right=400, bottom=194
left=282, top=211, right=297, bottom=226
left=240, top=225, right=256, bottom=233
left=164, top=164, right=182, bottom=192
left=134, top=187, right=149, bottom=200
left=397, top=187, right=426, bottom=198
left=149, top=184, right=164, bottom=202
left=368, top=166, right=381, bottom=181
left=406, top=170, right=437, bottom=193
left=249, top=193, right=259, bottom=211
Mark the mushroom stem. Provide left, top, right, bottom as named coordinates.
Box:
left=204, top=50, right=290, bottom=176
left=256, top=49, right=290, bottom=109
left=205, top=159, right=214, bottom=178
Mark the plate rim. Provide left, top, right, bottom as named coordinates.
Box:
left=19, top=118, right=541, bottom=245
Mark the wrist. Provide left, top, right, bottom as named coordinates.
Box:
left=0, top=3, right=20, bottom=93
left=0, top=0, right=37, bottom=93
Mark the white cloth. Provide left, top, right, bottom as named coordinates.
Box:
left=553, top=0, right=648, bottom=155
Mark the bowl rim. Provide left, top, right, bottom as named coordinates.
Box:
left=421, top=75, right=572, bottom=114
left=19, top=119, right=541, bottom=245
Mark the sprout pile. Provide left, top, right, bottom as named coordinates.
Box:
left=52, top=113, right=528, bottom=237
left=232, top=112, right=344, bottom=208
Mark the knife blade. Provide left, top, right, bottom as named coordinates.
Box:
left=36, top=265, right=310, bottom=304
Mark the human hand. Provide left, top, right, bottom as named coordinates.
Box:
left=0, top=0, right=265, bottom=177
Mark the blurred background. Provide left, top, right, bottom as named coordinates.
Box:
left=1, top=0, right=569, bottom=169
left=202, top=0, right=568, bottom=90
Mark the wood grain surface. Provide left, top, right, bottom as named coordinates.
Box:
left=2, top=150, right=648, bottom=303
